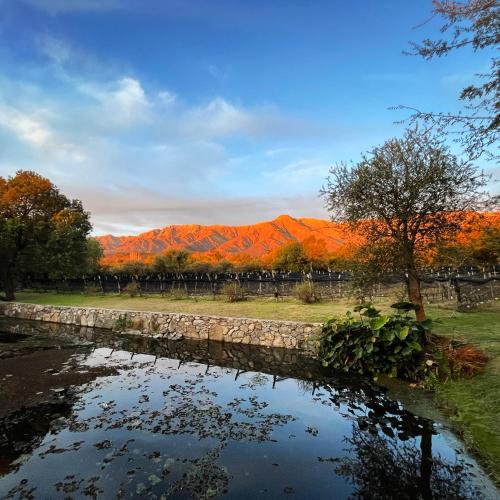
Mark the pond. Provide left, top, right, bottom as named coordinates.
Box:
left=0, top=317, right=497, bottom=499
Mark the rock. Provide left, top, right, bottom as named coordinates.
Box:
left=166, top=332, right=183, bottom=341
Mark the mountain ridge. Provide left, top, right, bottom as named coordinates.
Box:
left=96, top=214, right=353, bottom=259
left=96, top=212, right=500, bottom=264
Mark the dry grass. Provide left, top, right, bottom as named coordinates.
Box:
left=444, top=344, right=489, bottom=379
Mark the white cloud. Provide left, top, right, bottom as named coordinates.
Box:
left=158, top=90, right=176, bottom=105
left=71, top=184, right=325, bottom=234
left=0, top=105, right=52, bottom=147
left=37, top=34, right=71, bottom=64
left=0, top=42, right=331, bottom=234
left=264, top=158, right=329, bottom=186
left=178, top=97, right=314, bottom=140
left=77, top=77, right=151, bottom=124
left=181, top=98, right=254, bottom=138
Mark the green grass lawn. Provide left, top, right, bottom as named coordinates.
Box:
left=427, top=304, right=500, bottom=482
left=12, top=291, right=500, bottom=482
left=15, top=291, right=360, bottom=323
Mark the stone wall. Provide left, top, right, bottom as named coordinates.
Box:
left=0, top=302, right=321, bottom=352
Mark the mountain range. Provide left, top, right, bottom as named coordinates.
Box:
left=96, top=215, right=354, bottom=259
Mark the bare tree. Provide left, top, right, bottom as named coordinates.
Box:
left=397, top=0, right=499, bottom=160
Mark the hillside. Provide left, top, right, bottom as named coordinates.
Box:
left=96, top=215, right=355, bottom=261
left=96, top=212, right=500, bottom=266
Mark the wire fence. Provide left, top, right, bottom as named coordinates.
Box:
left=21, top=266, right=500, bottom=307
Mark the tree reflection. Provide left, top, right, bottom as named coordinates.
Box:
left=320, top=426, right=483, bottom=499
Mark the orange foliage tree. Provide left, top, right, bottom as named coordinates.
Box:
left=0, top=171, right=92, bottom=300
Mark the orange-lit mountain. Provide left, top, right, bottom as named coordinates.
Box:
left=96, top=212, right=500, bottom=266
left=97, top=215, right=356, bottom=261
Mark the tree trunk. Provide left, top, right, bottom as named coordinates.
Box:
left=419, top=430, right=433, bottom=500
left=407, top=270, right=426, bottom=322
left=453, top=277, right=462, bottom=304
left=1, top=271, right=16, bottom=301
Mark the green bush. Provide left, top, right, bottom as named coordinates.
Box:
left=294, top=281, right=318, bottom=304
left=319, top=303, right=433, bottom=380
left=221, top=282, right=247, bottom=302
left=123, top=282, right=140, bottom=297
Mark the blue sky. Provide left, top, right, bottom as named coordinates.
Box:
left=0, top=0, right=496, bottom=234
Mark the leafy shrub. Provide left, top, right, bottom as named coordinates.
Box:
left=294, top=282, right=318, bottom=304
left=221, top=282, right=247, bottom=302
left=319, top=304, right=432, bottom=380
left=444, top=344, right=488, bottom=378
left=123, top=282, right=140, bottom=297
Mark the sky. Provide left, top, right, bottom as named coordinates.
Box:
left=0, top=0, right=497, bottom=235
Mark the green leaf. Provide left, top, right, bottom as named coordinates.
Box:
left=361, top=306, right=381, bottom=318
left=419, top=319, right=433, bottom=331
left=382, top=331, right=395, bottom=342
left=399, top=325, right=410, bottom=340
left=370, top=315, right=390, bottom=330
left=410, top=341, right=423, bottom=352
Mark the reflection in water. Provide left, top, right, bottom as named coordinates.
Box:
left=0, top=318, right=497, bottom=499
left=322, top=426, right=482, bottom=500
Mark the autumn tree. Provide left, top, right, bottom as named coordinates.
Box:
left=472, top=224, right=500, bottom=265
left=270, top=241, right=310, bottom=272
left=0, top=170, right=92, bottom=300
left=112, top=260, right=151, bottom=276
left=302, top=236, right=330, bottom=270
left=153, top=249, right=192, bottom=274
left=431, top=214, right=500, bottom=268
left=321, top=128, right=488, bottom=321
left=400, top=0, right=499, bottom=160
left=228, top=253, right=262, bottom=272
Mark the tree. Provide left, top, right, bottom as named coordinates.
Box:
left=431, top=214, right=500, bottom=268
left=153, top=249, right=192, bottom=274
left=270, top=241, right=310, bottom=272
left=400, top=0, right=499, bottom=160
left=471, top=224, right=500, bottom=266
left=113, top=260, right=151, bottom=277
left=0, top=170, right=92, bottom=300
left=85, top=238, right=104, bottom=275
left=302, top=236, right=330, bottom=270
left=321, top=128, right=488, bottom=321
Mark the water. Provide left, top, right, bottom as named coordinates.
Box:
left=0, top=318, right=497, bottom=499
